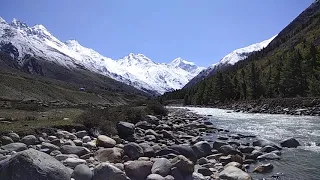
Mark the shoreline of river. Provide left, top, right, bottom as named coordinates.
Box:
left=0, top=107, right=303, bottom=180
left=175, top=97, right=320, bottom=116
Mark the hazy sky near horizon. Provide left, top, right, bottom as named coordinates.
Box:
left=0, top=0, right=314, bottom=66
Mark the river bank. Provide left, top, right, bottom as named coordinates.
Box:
left=0, top=107, right=301, bottom=180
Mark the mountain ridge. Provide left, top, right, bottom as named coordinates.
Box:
left=184, top=35, right=276, bottom=88
left=0, top=17, right=204, bottom=94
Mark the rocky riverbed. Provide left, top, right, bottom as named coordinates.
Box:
left=212, top=97, right=320, bottom=116
left=0, top=108, right=301, bottom=180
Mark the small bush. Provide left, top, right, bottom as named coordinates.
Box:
left=146, top=102, right=168, bottom=116
left=75, top=102, right=167, bottom=135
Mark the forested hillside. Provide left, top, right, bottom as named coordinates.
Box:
left=162, top=1, right=320, bottom=105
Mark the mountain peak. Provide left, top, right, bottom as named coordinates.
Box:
left=0, top=17, right=6, bottom=24
left=65, top=39, right=81, bottom=47
left=170, top=57, right=195, bottom=67
left=11, top=18, right=28, bottom=29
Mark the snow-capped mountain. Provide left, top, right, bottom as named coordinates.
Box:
left=184, top=35, right=277, bottom=88
left=0, top=17, right=204, bottom=94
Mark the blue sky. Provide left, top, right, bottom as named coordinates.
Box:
left=0, top=0, right=314, bottom=67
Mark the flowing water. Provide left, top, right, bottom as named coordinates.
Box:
left=183, top=107, right=320, bottom=180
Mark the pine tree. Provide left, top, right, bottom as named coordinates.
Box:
left=280, top=50, right=307, bottom=97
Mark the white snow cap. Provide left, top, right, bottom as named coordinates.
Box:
left=0, top=17, right=6, bottom=24
left=214, top=35, right=277, bottom=66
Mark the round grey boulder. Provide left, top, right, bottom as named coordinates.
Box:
left=125, top=160, right=153, bottom=180
left=0, top=136, right=13, bottom=145
left=219, top=166, right=251, bottom=180
left=96, top=135, right=116, bottom=148
left=94, top=147, right=123, bottom=163
left=93, top=162, right=129, bottom=180
left=7, top=133, right=19, bottom=142
left=0, top=149, right=71, bottom=180
left=72, top=164, right=93, bottom=180
left=21, top=135, right=37, bottom=145
left=170, top=155, right=194, bottom=177
left=151, top=158, right=172, bottom=176
left=123, top=142, right=144, bottom=160
left=147, top=174, right=165, bottom=180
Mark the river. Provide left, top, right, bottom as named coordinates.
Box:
left=184, top=107, right=320, bottom=180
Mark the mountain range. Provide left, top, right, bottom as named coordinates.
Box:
left=0, top=17, right=204, bottom=95
left=184, top=35, right=277, bottom=88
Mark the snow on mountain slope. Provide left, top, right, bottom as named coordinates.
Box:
left=217, top=35, right=277, bottom=66
left=184, top=35, right=277, bottom=88
left=0, top=17, right=203, bottom=94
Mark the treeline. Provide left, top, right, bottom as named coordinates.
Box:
left=162, top=44, right=320, bottom=105
left=161, top=1, right=320, bottom=105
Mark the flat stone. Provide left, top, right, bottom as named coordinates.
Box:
left=1, top=143, right=27, bottom=152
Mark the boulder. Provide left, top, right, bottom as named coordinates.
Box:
left=56, top=154, right=79, bottom=161
left=145, top=115, right=160, bottom=125
left=224, top=162, right=242, bottom=168
left=151, top=158, right=172, bottom=176
left=170, top=145, right=197, bottom=162
left=219, top=166, right=251, bottom=180
left=7, top=133, right=19, bottom=142
left=253, top=163, right=274, bottom=173
left=192, top=141, right=211, bottom=158
left=125, top=160, right=153, bottom=180
left=1, top=143, right=27, bottom=152
left=21, top=135, right=37, bottom=145
left=41, top=142, right=60, bottom=153
left=63, top=157, right=86, bottom=168
left=93, top=163, right=129, bottom=180
left=75, top=130, right=87, bottom=138
left=257, top=153, right=280, bottom=160
left=280, top=138, right=300, bottom=148
left=123, top=142, right=144, bottom=160
left=96, top=135, right=116, bottom=148
left=139, top=142, right=155, bottom=157
left=261, top=145, right=277, bottom=153
left=196, top=157, right=209, bottom=165
left=212, top=140, right=228, bottom=149
left=0, top=149, right=71, bottom=180
left=60, top=145, right=90, bottom=156
left=238, top=146, right=255, bottom=153
left=171, top=155, right=194, bottom=177
left=117, top=121, right=135, bottom=138
left=94, top=147, right=123, bottom=163
left=155, top=148, right=180, bottom=156
left=82, top=136, right=91, bottom=143
left=252, top=138, right=281, bottom=150
left=164, top=175, right=175, bottom=180
left=72, top=164, right=93, bottom=180
left=197, top=167, right=212, bottom=176
left=219, top=145, right=240, bottom=155
left=147, top=174, right=165, bottom=180
left=136, top=121, right=153, bottom=130
left=0, top=136, right=14, bottom=145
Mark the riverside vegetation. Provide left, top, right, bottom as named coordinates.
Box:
left=0, top=101, right=302, bottom=180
